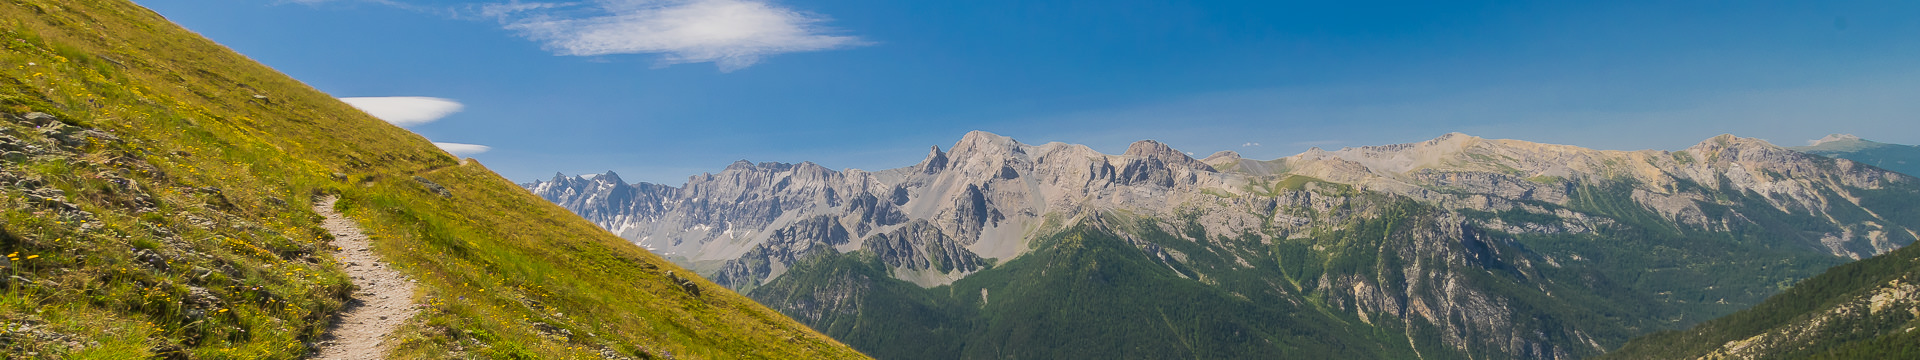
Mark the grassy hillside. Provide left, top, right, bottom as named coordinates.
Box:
left=0, top=0, right=862, bottom=358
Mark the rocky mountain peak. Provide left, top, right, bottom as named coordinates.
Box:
left=920, top=145, right=949, bottom=173
left=789, top=161, right=840, bottom=182
left=1122, top=139, right=1174, bottom=156
left=708, top=160, right=835, bottom=177
left=1684, top=134, right=1790, bottom=159
left=1201, top=150, right=1242, bottom=167
left=943, top=131, right=1032, bottom=180
left=952, top=130, right=1021, bottom=155
left=724, top=159, right=758, bottom=171
left=1810, top=134, right=1864, bottom=146
left=596, top=170, right=624, bottom=185
left=1124, top=139, right=1215, bottom=172
left=1692, top=133, right=1776, bottom=148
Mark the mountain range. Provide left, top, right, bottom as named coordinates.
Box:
left=529, top=131, right=1920, bottom=359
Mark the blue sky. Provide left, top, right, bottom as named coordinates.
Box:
left=134, top=0, right=1920, bottom=184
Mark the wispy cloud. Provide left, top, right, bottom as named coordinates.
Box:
left=434, top=142, right=493, bottom=156
left=1241, top=142, right=1261, bottom=147
left=477, top=1, right=570, bottom=17
left=487, top=0, right=868, bottom=71
left=282, top=0, right=864, bottom=71
left=339, top=96, right=465, bottom=126
left=334, top=97, right=489, bottom=156
left=280, top=0, right=437, bottom=12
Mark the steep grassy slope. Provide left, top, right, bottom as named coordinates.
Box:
left=0, top=0, right=861, bottom=358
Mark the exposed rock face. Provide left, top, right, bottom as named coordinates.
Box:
left=526, top=131, right=1920, bottom=359
left=527, top=130, right=1231, bottom=288
left=712, top=215, right=851, bottom=289
left=1809, top=134, right=1863, bottom=147
left=865, top=220, right=981, bottom=274
left=526, top=171, right=678, bottom=233
left=1238, top=133, right=1914, bottom=258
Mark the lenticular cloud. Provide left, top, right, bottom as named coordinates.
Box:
left=339, top=96, right=466, bottom=126
left=434, top=142, right=493, bottom=156
left=489, top=0, right=867, bottom=71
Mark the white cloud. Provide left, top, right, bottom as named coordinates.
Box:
left=434, top=142, right=493, bottom=156
left=494, top=0, right=867, bottom=71
left=478, top=1, right=569, bottom=18
left=339, top=96, right=465, bottom=126
left=281, top=0, right=428, bottom=11
left=1241, top=142, right=1261, bottom=147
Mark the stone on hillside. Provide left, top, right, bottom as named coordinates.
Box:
left=414, top=176, right=452, bottom=198
left=21, top=112, right=56, bottom=126
left=134, top=249, right=170, bottom=271
left=665, top=271, right=701, bottom=297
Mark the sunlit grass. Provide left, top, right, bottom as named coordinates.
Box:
left=0, top=0, right=862, bottom=358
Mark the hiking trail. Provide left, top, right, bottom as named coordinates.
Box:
left=312, top=196, right=418, bottom=359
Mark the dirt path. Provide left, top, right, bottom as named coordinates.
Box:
left=313, top=196, right=418, bottom=360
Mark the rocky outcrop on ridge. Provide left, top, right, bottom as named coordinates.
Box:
left=864, top=220, right=983, bottom=274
